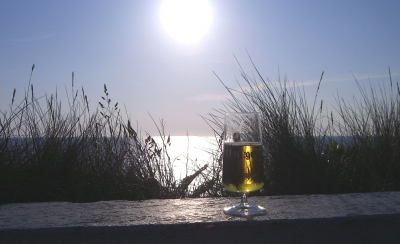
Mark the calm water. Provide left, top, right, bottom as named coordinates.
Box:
left=158, top=136, right=352, bottom=179
left=2, top=135, right=351, bottom=180
left=2, top=136, right=219, bottom=180
left=152, top=136, right=219, bottom=179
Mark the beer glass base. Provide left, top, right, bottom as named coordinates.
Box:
left=223, top=194, right=267, bottom=219
left=223, top=204, right=267, bottom=219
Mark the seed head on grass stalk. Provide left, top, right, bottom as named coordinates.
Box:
left=209, top=56, right=346, bottom=195
left=0, top=66, right=204, bottom=203
left=209, top=56, right=400, bottom=195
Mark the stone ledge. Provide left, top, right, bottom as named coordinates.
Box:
left=1, top=214, right=400, bottom=244
left=1, top=192, right=400, bottom=243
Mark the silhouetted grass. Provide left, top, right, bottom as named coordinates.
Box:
left=1, top=61, right=399, bottom=203
left=207, top=57, right=400, bottom=196
left=0, top=66, right=210, bottom=203
left=329, top=71, right=400, bottom=192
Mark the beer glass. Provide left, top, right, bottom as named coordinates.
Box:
left=222, top=112, right=267, bottom=218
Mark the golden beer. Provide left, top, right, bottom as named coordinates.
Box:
left=222, top=143, right=265, bottom=192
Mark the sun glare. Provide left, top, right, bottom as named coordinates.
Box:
left=159, top=0, right=212, bottom=45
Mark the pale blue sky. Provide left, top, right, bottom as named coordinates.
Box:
left=1, top=0, right=399, bottom=136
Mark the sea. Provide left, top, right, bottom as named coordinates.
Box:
left=2, top=135, right=220, bottom=180
left=152, top=136, right=219, bottom=179
left=157, top=136, right=353, bottom=179
left=2, top=135, right=350, bottom=181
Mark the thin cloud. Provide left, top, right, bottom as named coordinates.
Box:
left=188, top=70, right=400, bottom=102
left=186, top=72, right=400, bottom=103
left=221, top=71, right=400, bottom=97
left=295, top=72, right=400, bottom=87
left=186, top=93, right=228, bottom=102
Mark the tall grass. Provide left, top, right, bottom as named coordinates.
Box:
left=0, top=66, right=211, bottom=203
left=331, top=72, right=400, bottom=192
left=207, top=57, right=400, bottom=196
left=1, top=61, right=399, bottom=203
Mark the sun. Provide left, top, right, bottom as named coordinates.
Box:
left=159, top=0, right=212, bottom=45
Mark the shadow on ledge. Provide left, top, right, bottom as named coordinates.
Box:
left=1, top=214, right=400, bottom=244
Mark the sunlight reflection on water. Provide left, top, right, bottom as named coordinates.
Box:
left=152, top=136, right=218, bottom=179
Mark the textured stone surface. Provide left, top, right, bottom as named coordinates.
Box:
left=1, top=191, right=400, bottom=229
left=1, top=192, right=400, bottom=243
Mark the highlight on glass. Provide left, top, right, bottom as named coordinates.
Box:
left=222, top=112, right=267, bottom=218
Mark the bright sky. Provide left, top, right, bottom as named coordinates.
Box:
left=1, top=0, right=400, bottom=136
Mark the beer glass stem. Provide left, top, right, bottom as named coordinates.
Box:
left=240, top=193, right=249, bottom=207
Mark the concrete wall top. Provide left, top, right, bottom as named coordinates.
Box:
left=1, top=191, right=400, bottom=229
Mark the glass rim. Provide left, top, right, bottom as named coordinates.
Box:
left=223, top=111, right=262, bottom=143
